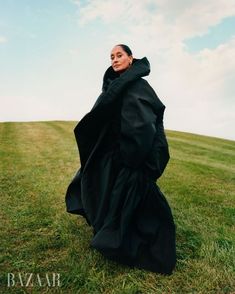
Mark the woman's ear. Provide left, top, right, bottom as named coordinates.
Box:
left=129, top=56, right=133, bottom=65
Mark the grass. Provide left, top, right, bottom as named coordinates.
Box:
left=0, top=121, right=234, bottom=293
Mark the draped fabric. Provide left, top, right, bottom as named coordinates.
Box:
left=65, top=57, right=176, bottom=274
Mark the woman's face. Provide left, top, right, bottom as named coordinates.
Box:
left=110, top=46, right=133, bottom=73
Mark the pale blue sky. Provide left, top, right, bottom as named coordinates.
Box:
left=185, top=16, right=235, bottom=52
left=1, top=0, right=235, bottom=140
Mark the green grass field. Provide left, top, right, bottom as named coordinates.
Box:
left=0, top=121, right=234, bottom=293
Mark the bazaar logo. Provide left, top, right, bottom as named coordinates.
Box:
left=7, top=272, right=61, bottom=288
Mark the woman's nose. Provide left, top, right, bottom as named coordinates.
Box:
left=113, top=56, right=118, bottom=63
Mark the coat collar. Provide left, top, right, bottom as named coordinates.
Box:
left=102, top=57, right=150, bottom=92
left=90, top=57, right=150, bottom=112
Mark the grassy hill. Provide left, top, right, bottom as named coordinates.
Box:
left=0, top=121, right=234, bottom=293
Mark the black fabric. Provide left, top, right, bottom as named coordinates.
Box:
left=65, top=57, right=176, bottom=274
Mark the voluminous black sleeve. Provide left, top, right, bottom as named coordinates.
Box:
left=119, top=83, right=157, bottom=169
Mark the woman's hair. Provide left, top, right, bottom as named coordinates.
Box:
left=117, top=44, right=133, bottom=56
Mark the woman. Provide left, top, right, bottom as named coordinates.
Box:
left=65, top=44, right=176, bottom=275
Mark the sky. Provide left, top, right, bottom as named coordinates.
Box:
left=0, top=0, right=235, bottom=140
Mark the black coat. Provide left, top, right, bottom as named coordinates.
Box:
left=65, top=57, right=176, bottom=274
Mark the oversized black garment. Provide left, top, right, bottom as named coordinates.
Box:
left=65, top=57, right=176, bottom=275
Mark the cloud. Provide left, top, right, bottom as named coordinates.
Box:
left=74, top=0, right=235, bottom=38
left=0, top=36, right=7, bottom=43
left=153, top=37, right=235, bottom=139
left=72, top=0, right=235, bottom=139
left=74, top=0, right=153, bottom=25
left=73, top=0, right=235, bottom=53
left=157, top=0, right=235, bottom=38
left=68, top=48, right=81, bottom=56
